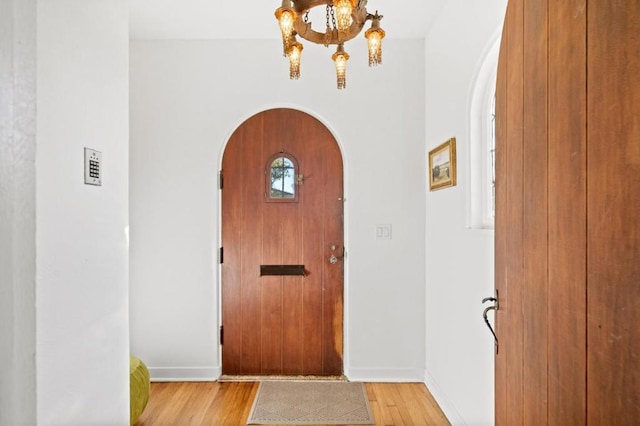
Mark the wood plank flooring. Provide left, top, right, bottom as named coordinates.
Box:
left=135, top=382, right=450, bottom=425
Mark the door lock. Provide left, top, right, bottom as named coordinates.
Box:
left=328, top=245, right=344, bottom=264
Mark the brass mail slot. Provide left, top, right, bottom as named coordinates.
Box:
left=260, top=265, right=306, bottom=276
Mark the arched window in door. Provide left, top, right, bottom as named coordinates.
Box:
left=265, top=152, right=300, bottom=203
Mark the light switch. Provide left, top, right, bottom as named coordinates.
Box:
left=375, top=224, right=392, bottom=240
left=84, top=148, right=102, bottom=186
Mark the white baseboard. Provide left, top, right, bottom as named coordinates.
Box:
left=148, top=366, right=423, bottom=383
left=148, top=366, right=221, bottom=382
left=345, top=368, right=425, bottom=382
left=424, top=369, right=466, bottom=425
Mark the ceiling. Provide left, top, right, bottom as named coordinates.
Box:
left=129, top=0, right=446, bottom=40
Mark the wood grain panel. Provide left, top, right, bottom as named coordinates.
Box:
left=587, top=0, right=640, bottom=422
left=502, top=0, right=526, bottom=423
left=321, top=121, right=344, bottom=375
left=494, top=7, right=509, bottom=424
left=239, top=115, right=264, bottom=375
left=260, top=112, right=286, bottom=374
left=282, top=276, right=304, bottom=375
left=497, top=0, right=638, bottom=422
left=547, top=0, right=587, bottom=423
left=281, top=174, right=303, bottom=373
left=281, top=212, right=304, bottom=375
left=522, top=0, right=549, bottom=423
left=300, top=126, right=325, bottom=375
left=221, top=126, right=243, bottom=374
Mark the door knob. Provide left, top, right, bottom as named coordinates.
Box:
left=482, top=292, right=499, bottom=354
left=329, top=254, right=338, bottom=264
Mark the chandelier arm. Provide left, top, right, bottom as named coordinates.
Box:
left=291, top=0, right=337, bottom=14
left=293, top=7, right=368, bottom=45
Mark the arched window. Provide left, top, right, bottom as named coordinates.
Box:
left=265, top=152, right=300, bottom=203
left=469, top=39, right=499, bottom=229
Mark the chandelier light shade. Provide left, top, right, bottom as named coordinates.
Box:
left=287, top=40, right=303, bottom=79
left=335, top=0, right=357, bottom=37
left=332, top=44, right=350, bottom=89
left=275, top=0, right=298, bottom=55
left=274, top=0, right=385, bottom=89
left=365, top=12, right=385, bottom=66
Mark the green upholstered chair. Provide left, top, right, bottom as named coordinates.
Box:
left=129, top=355, right=150, bottom=425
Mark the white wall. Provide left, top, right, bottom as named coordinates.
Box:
left=35, top=1, right=130, bottom=424
left=423, top=1, right=507, bottom=425
left=0, top=0, right=37, bottom=423
left=129, top=38, right=426, bottom=381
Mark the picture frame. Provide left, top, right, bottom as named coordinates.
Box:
left=429, top=137, right=457, bottom=191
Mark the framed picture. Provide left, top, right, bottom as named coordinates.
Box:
left=429, top=137, right=457, bottom=191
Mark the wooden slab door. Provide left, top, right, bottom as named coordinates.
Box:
left=495, top=0, right=639, bottom=423
left=221, top=108, right=344, bottom=376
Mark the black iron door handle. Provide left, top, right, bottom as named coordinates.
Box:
left=482, top=294, right=499, bottom=353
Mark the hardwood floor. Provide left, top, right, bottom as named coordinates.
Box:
left=135, top=382, right=450, bottom=425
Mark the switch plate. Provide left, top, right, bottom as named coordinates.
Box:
left=375, top=224, right=392, bottom=240
left=84, top=148, right=102, bottom=186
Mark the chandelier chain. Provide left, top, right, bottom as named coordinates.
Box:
left=330, top=5, right=337, bottom=30
left=325, top=5, right=331, bottom=30
left=324, top=5, right=332, bottom=46
left=304, top=10, right=309, bottom=24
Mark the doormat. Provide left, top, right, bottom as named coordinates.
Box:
left=247, top=381, right=374, bottom=425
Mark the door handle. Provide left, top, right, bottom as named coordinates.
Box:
left=482, top=292, right=499, bottom=354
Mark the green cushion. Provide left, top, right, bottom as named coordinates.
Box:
left=129, top=356, right=150, bottom=425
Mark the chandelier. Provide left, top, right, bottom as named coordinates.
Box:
left=275, top=0, right=385, bottom=89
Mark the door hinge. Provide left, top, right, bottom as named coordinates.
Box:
left=219, top=325, right=224, bottom=345
left=219, top=247, right=224, bottom=264
left=218, top=170, right=224, bottom=190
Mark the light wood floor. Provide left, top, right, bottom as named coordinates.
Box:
left=135, top=382, right=450, bottom=425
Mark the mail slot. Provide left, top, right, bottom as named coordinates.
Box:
left=260, top=265, right=306, bottom=276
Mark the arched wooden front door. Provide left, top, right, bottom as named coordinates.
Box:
left=221, top=108, right=344, bottom=376
left=495, top=0, right=639, bottom=423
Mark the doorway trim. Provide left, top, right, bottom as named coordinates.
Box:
left=216, top=103, right=351, bottom=378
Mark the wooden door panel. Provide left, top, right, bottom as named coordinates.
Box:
left=261, top=111, right=307, bottom=375
left=493, top=11, right=508, bottom=425
left=282, top=276, right=304, bottom=375
left=497, top=0, right=638, bottom=423
left=496, top=0, right=526, bottom=424
left=222, top=108, right=344, bottom=376
left=321, top=133, right=345, bottom=374
left=300, top=131, right=325, bottom=375
left=241, top=119, right=264, bottom=375
left=587, top=0, right=640, bottom=421
left=262, top=179, right=281, bottom=368
left=221, top=125, right=243, bottom=375
left=522, top=0, right=549, bottom=423
left=547, top=1, right=587, bottom=423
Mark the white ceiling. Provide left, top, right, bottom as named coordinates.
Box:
left=129, top=0, right=446, bottom=40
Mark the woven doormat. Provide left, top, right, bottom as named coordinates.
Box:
left=247, top=381, right=374, bottom=425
